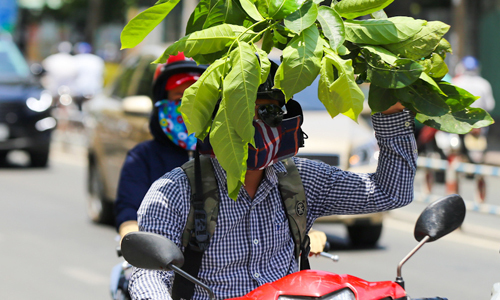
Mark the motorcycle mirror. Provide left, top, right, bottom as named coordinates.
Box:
left=121, top=232, right=184, bottom=271
left=414, top=194, right=466, bottom=242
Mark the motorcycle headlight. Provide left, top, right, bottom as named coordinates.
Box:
left=26, top=91, right=53, bottom=112
left=278, top=288, right=356, bottom=300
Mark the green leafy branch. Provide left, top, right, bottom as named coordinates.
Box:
left=121, top=0, right=494, bottom=199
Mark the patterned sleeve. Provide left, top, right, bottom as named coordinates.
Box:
left=128, top=168, right=192, bottom=300
left=297, top=110, right=418, bottom=222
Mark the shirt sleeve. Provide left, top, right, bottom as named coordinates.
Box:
left=300, top=110, right=417, bottom=221
left=128, top=168, right=191, bottom=300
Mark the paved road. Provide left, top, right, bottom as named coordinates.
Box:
left=1, top=139, right=500, bottom=299
left=0, top=145, right=118, bottom=300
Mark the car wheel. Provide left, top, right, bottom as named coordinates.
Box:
left=347, top=223, right=383, bottom=247
left=29, top=147, right=50, bottom=168
left=87, top=160, right=114, bottom=225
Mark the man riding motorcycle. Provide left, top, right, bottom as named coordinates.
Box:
left=111, top=55, right=328, bottom=300
left=127, top=60, right=417, bottom=300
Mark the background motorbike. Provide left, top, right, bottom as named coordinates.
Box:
left=418, top=126, right=487, bottom=201
left=121, top=194, right=465, bottom=300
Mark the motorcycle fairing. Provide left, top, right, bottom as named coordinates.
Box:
left=227, top=270, right=406, bottom=300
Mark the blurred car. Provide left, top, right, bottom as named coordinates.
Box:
left=0, top=33, right=56, bottom=167
left=84, top=50, right=159, bottom=224
left=293, top=79, right=385, bottom=247
left=85, top=53, right=384, bottom=246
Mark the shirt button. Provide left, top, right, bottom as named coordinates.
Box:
left=254, top=273, right=260, bottom=278
left=404, top=121, right=411, bottom=127
left=253, top=239, right=259, bottom=245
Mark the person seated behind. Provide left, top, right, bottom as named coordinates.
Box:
left=128, top=62, right=416, bottom=300
left=115, top=52, right=207, bottom=238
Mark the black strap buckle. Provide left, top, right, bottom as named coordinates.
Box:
left=193, top=209, right=209, bottom=251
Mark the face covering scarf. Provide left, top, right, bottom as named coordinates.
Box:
left=198, top=115, right=302, bottom=170
left=156, top=100, right=197, bottom=151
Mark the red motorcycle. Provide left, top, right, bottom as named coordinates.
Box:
left=121, top=194, right=465, bottom=300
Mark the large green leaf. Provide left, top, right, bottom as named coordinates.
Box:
left=275, top=25, right=323, bottom=100
left=239, top=0, right=265, bottom=21
left=120, top=0, right=181, bottom=49
left=268, top=0, right=305, bottom=20
left=227, top=24, right=260, bottom=42
left=383, top=21, right=450, bottom=60
left=368, top=84, right=398, bottom=113
left=254, top=46, right=271, bottom=84
left=344, top=17, right=426, bottom=45
left=155, top=24, right=237, bottom=63
left=439, top=82, right=479, bottom=112
left=274, top=30, right=289, bottom=44
left=394, top=80, right=450, bottom=116
left=364, top=49, right=424, bottom=89
left=255, top=0, right=270, bottom=18
left=418, top=52, right=448, bottom=79
left=361, top=44, right=398, bottom=64
left=210, top=104, right=247, bottom=199
left=370, top=9, right=387, bottom=19
left=334, top=0, right=394, bottom=19
left=318, top=50, right=365, bottom=121
left=261, top=30, right=274, bottom=53
left=419, top=72, right=446, bottom=96
left=434, top=38, right=453, bottom=58
left=181, top=58, right=227, bottom=140
left=223, top=42, right=261, bottom=144
left=416, top=108, right=494, bottom=134
left=192, top=49, right=230, bottom=65
left=316, top=6, right=345, bottom=51
left=185, top=0, right=252, bottom=35
left=284, top=1, right=318, bottom=34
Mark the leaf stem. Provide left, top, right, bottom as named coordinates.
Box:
left=223, top=19, right=274, bottom=78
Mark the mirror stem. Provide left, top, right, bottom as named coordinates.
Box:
left=395, top=235, right=430, bottom=289
left=170, top=264, right=215, bottom=300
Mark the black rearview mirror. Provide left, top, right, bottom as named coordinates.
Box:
left=121, top=232, right=184, bottom=271
left=414, top=194, right=466, bottom=242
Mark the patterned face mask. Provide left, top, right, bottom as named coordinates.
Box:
left=197, top=115, right=302, bottom=170
left=156, top=100, right=197, bottom=150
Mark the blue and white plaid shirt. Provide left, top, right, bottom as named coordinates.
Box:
left=129, top=111, right=417, bottom=300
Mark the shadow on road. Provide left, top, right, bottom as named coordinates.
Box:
left=325, top=233, right=387, bottom=252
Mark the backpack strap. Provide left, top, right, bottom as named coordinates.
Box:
left=277, top=158, right=310, bottom=270
left=172, top=154, right=219, bottom=300
left=180, top=155, right=219, bottom=251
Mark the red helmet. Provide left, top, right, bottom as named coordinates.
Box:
left=152, top=53, right=208, bottom=101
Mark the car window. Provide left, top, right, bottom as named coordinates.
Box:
left=110, top=56, right=141, bottom=99
left=0, top=40, right=30, bottom=79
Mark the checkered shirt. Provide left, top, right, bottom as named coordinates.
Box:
left=128, top=110, right=417, bottom=300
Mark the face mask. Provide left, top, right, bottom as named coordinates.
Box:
left=198, top=115, right=302, bottom=170
left=156, top=100, right=197, bottom=151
